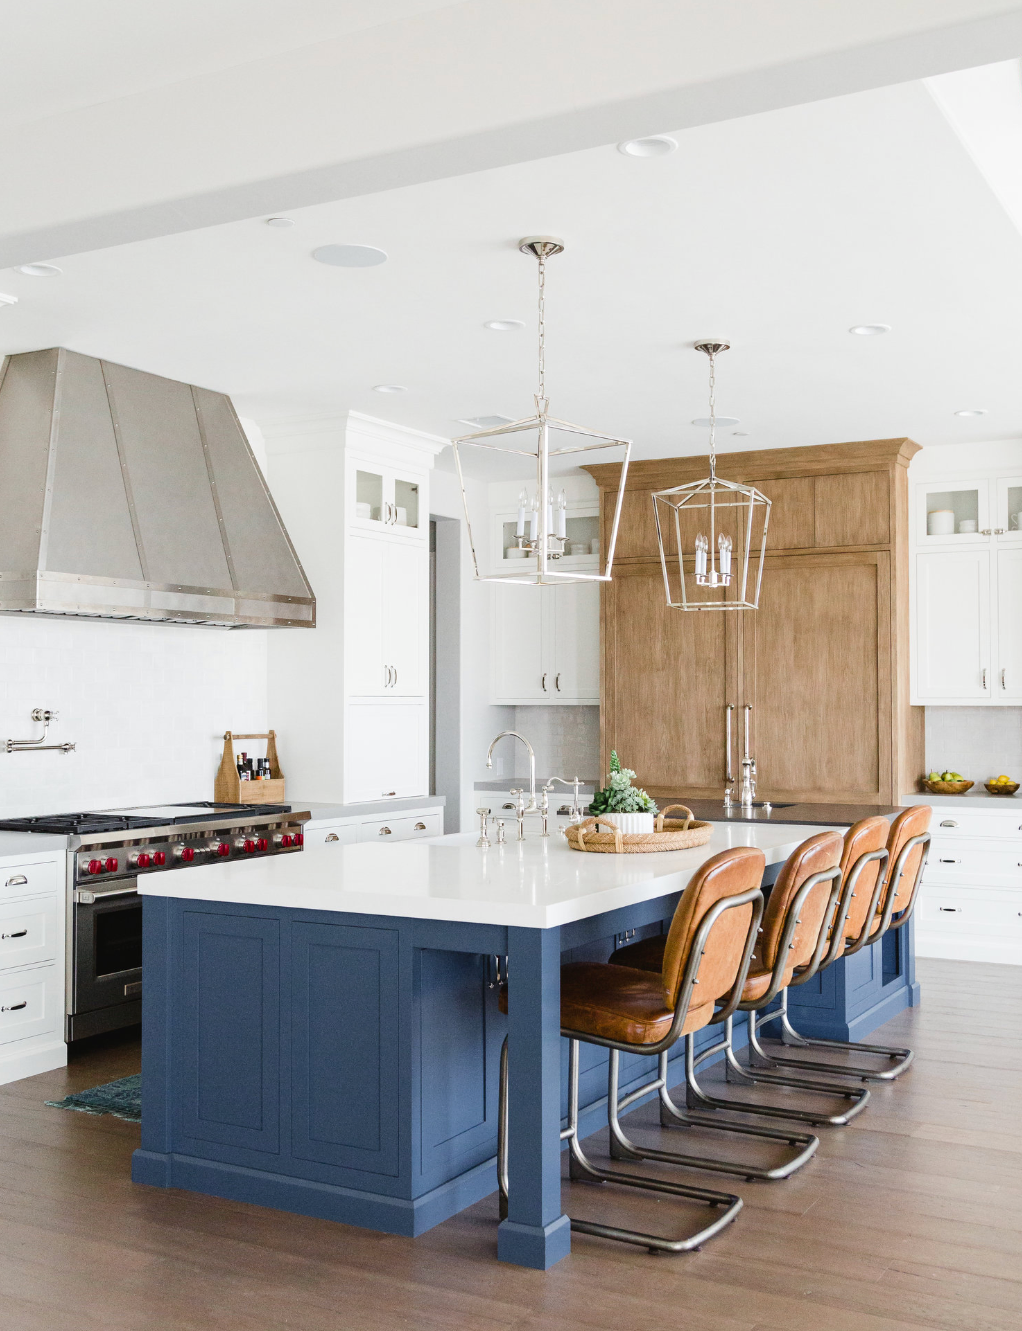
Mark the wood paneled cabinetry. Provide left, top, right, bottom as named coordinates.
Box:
left=589, top=439, right=921, bottom=805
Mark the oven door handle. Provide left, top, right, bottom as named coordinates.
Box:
left=74, top=886, right=139, bottom=904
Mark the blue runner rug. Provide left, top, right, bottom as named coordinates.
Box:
left=46, top=1073, right=141, bottom=1122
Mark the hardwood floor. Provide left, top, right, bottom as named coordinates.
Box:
left=1, top=958, right=1019, bottom=1331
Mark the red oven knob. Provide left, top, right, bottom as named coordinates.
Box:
left=216, top=842, right=230, bottom=857
left=105, top=857, right=118, bottom=873
left=280, top=834, right=292, bottom=848
left=87, top=859, right=102, bottom=875
left=180, top=846, right=195, bottom=862
left=294, top=833, right=304, bottom=846
left=153, top=851, right=166, bottom=866
left=257, top=838, right=269, bottom=852
left=243, top=839, right=256, bottom=854
left=136, top=853, right=151, bottom=869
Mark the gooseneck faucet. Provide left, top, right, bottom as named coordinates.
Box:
left=486, top=730, right=538, bottom=813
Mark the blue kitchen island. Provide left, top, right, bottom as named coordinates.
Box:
left=133, top=824, right=917, bottom=1269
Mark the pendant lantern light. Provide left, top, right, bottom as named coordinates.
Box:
left=652, top=341, right=771, bottom=610
left=451, top=237, right=632, bottom=585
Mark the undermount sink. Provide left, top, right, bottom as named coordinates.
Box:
left=729, top=802, right=796, bottom=809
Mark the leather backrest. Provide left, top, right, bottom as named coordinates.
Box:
left=758, top=831, right=843, bottom=975
left=661, top=846, right=765, bottom=1009
left=879, top=805, right=932, bottom=919
left=840, top=817, right=891, bottom=942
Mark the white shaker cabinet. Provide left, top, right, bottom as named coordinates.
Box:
left=910, top=465, right=1022, bottom=705
left=344, top=701, right=428, bottom=802
left=346, top=537, right=427, bottom=699
left=491, top=580, right=599, bottom=704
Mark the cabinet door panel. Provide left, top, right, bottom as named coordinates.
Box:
left=747, top=554, right=884, bottom=801
left=385, top=543, right=427, bottom=696
left=550, top=581, right=599, bottom=703
left=915, top=550, right=990, bottom=701
left=996, top=548, right=1022, bottom=702
left=345, top=702, right=427, bottom=801
left=492, top=582, right=546, bottom=702
left=815, top=473, right=890, bottom=547
left=603, top=566, right=735, bottom=796
left=345, top=537, right=386, bottom=696
left=754, top=477, right=814, bottom=551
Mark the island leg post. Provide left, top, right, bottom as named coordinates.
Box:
left=498, top=925, right=571, bottom=1269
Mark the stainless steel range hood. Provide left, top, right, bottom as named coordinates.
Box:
left=0, top=348, right=314, bottom=627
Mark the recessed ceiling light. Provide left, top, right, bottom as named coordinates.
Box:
left=312, top=244, right=387, bottom=267
left=617, top=136, right=677, bottom=157
left=954, top=408, right=987, bottom=417
left=732, top=430, right=748, bottom=437
left=692, top=416, right=740, bottom=429
left=457, top=414, right=516, bottom=428
left=0, top=293, right=17, bottom=308
left=265, top=216, right=295, bottom=228
left=372, top=384, right=406, bottom=394
left=848, top=324, right=890, bottom=336
left=16, top=263, right=61, bottom=277
left=484, top=320, right=525, bottom=331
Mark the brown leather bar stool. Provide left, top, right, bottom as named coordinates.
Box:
left=497, top=846, right=766, bottom=1254
left=612, top=831, right=870, bottom=1160
left=750, top=806, right=931, bottom=1082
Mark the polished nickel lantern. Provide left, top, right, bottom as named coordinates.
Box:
left=652, top=341, right=770, bottom=610
left=451, top=237, right=632, bottom=586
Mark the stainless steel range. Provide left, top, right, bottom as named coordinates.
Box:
left=0, top=802, right=309, bottom=1040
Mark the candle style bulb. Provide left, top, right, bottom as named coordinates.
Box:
left=528, top=498, right=538, bottom=541
left=556, top=490, right=567, bottom=539
left=516, top=488, right=527, bottom=538
left=719, top=533, right=732, bottom=578
left=695, top=533, right=708, bottom=579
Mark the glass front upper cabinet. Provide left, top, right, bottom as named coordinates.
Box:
left=995, top=476, right=1022, bottom=541
left=350, top=463, right=424, bottom=539
left=917, top=482, right=988, bottom=543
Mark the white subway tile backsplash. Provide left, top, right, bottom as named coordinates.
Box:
left=924, top=707, right=1022, bottom=783
left=0, top=617, right=267, bottom=817
left=511, top=706, right=600, bottom=780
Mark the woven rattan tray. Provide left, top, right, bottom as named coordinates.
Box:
left=566, top=805, right=713, bottom=854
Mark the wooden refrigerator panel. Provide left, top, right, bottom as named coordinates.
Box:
left=743, top=552, right=891, bottom=803
left=602, top=564, right=737, bottom=798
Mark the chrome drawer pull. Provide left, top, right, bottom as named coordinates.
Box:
left=938, top=858, right=959, bottom=864
left=1, top=930, right=28, bottom=940
left=379, top=826, right=392, bottom=836
left=938, top=907, right=960, bottom=913
left=381, top=791, right=396, bottom=797
left=939, top=820, right=958, bottom=828
left=1, top=1001, right=27, bottom=1012
left=5, top=875, right=27, bottom=886
left=414, top=822, right=426, bottom=831
left=325, top=833, right=340, bottom=843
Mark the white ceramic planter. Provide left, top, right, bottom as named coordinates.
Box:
left=594, top=811, right=655, bottom=835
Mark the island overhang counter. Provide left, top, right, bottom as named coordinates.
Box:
left=132, top=823, right=917, bottom=1270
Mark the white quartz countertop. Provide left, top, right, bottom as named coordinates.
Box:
left=901, top=791, right=1022, bottom=809
left=296, top=798, right=445, bottom=825
left=0, top=832, right=71, bottom=859
left=138, top=822, right=834, bottom=929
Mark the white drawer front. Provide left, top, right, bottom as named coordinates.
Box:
left=0, top=897, right=58, bottom=971
left=304, top=823, right=358, bottom=849
left=357, top=812, right=442, bottom=843
left=917, top=885, right=1022, bottom=940
left=930, top=811, right=1022, bottom=841
left=0, top=964, right=61, bottom=1046
left=923, top=836, right=1022, bottom=886
left=0, top=860, right=59, bottom=903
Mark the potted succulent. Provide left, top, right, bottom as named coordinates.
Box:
left=589, top=751, right=659, bottom=834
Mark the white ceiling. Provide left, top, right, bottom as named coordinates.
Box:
left=2, top=72, right=1022, bottom=466
left=0, top=0, right=455, bottom=128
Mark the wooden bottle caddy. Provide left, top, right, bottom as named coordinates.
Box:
left=214, top=731, right=285, bottom=805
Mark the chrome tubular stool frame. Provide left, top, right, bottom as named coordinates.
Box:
left=678, top=865, right=871, bottom=1130
left=750, top=833, right=930, bottom=1084
left=498, top=885, right=765, bottom=1254
left=607, top=866, right=847, bottom=1175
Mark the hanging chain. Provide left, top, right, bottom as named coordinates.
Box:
left=536, top=252, right=547, bottom=407
left=707, top=347, right=717, bottom=481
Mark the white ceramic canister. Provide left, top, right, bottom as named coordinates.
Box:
left=594, top=811, right=655, bottom=835
left=927, top=509, right=955, bottom=536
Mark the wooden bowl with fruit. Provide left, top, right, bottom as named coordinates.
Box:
left=985, top=775, right=1020, bottom=796
left=922, top=770, right=974, bottom=795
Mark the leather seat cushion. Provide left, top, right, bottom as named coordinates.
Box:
left=612, top=933, right=771, bottom=1003
left=498, top=962, right=713, bottom=1045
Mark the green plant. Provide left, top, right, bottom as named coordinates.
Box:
left=589, top=751, right=658, bottom=815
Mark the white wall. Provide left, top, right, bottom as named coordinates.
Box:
left=0, top=617, right=267, bottom=816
